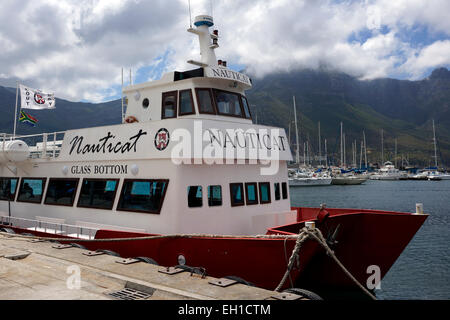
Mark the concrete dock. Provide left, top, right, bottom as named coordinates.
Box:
left=0, top=232, right=305, bottom=300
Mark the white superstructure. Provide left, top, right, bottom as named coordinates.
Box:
left=0, top=15, right=295, bottom=236
left=370, top=161, right=407, bottom=180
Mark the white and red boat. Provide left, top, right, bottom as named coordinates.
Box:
left=0, top=15, right=427, bottom=296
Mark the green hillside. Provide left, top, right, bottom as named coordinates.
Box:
left=246, top=68, right=450, bottom=167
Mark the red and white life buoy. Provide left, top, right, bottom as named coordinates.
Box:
left=124, top=116, right=139, bottom=123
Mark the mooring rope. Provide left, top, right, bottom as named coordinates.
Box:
left=275, top=226, right=377, bottom=300
left=0, top=230, right=298, bottom=242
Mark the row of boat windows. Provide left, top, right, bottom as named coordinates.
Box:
left=0, top=177, right=168, bottom=214
left=0, top=178, right=289, bottom=214
left=187, top=182, right=289, bottom=208
left=158, top=88, right=252, bottom=120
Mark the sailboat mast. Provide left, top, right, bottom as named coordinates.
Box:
left=293, top=96, right=300, bottom=165
left=340, top=122, right=343, bottom=167
left=381, top=129, right=384, bottom=165
left=363, top=130, right=367, bottom=168
left=432, top=119, right=438, bottom=168
left=395, top=138, right=398, bottom=168
left=318, top=121, right=321, bottom=166
left=360, top=141, right=363, bottom=169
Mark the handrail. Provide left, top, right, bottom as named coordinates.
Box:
left=0, top=215, right=97, bottom=240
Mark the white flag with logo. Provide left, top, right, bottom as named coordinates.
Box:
left=20, top=84, right=56, bottom=109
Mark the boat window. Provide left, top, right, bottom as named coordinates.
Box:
left=245, top=182, right=258, bottom=205
left=117, top=179, right=169, bottom=214
left=213, top=89, right=243, bottom=117
left=259, top=182, right=271, bottom=204
left=44, top=178, right=79, bottom=206
left=230, top=183, right=245, bottom=207
left=0, top=178, right=19, bottom=201
left=161, top=91, right=178, bottom=119
left=196, top=88, right=216, bottom=114
left=241, top=96, right=252, bottom=119
left=17, top=178, right=47, bottom=204
left=77, top=179, right=119, bottom=210
left=282, top=182, right=288, bottom=199
left=179, top=89, right=195, bottom=116
left=208, top=185, right=222, bottom=206
left=187, top=186, right=203, bottom=208
left=274, top=182, right=281, bottom=201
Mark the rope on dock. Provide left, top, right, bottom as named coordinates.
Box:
left=275, top=226, right=377, bottom=300
left=0, top=230, right=298, bottom=242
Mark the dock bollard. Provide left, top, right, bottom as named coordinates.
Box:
left=415, top=203, right=424, bottom=214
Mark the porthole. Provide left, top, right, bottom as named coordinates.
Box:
left=142, top=98, right=149, bottom=109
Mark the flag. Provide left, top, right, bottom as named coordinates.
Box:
left=20, top=84, right=55, bottom=110
left=19, top=110, right=38, bottom=127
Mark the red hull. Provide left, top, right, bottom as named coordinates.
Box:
left=1, top=207, right=427, bottom=292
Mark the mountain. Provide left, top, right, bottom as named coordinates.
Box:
left=246, top=67, right=450, bottom=167
left=0, top=67, right=448, bottom=167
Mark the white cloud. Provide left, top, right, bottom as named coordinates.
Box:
left=400, top=40, right=450, bottom=79
left=0, top=0, right=448, bottom=102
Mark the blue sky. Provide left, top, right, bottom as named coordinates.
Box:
left=0, top=0, right=448, bottom=102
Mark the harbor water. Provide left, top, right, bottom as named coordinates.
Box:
left=289, top=179, right=450, bottom=300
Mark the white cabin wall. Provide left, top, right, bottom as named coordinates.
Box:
left=0, top=159, right=184, bottom=234
left=174, top=161, right=293, bottom=235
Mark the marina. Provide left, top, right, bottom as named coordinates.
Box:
left=0, top=2, right=446, bottom=304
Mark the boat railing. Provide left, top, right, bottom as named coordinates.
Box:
left=0, top=215, right=97, bottom=240
left=1, top=131, right=65, bottom=159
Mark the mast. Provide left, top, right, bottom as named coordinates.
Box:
left=381, top=128, right=384, bottom=165
left=432, top=119, right=438, bottom=168
left=121, top=68, right=124, bottom=123
left=13, top=81, right=19, bottom=138
left=318, top=121, right=321, bottom=166
left=360, top=141, right=363, bottom=169
left=293, top=96, right=300, bottom=165
left=340, top=122, right=343, bottom=167
left=394, top=138, right=398, bottom=168
left=303, top=142, right=306, bottom=167
left=363, top=130, right=368, bottom=168
left=324, top=139, right=328, bottom=167
left=343, top=133, right=346, bottom=168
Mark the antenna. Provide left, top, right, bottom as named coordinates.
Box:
left=121, top=68, right=124, bottom=123
left=188, top=0, right=192, bottom=28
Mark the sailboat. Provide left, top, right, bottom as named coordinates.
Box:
left=427, top=120, right=450, bottom=180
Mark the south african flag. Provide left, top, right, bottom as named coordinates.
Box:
left=19, top=110, right=38, bottom=127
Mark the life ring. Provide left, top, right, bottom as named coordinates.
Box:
left=125, top=115, right=139, bottom=123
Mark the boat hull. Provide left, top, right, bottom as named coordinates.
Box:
left=273, top=208, right=428, bottom=289
left=289, top=178, right=332, bottom=187
left=331, top=178, right=367, bottom=185
left=1, top=206, right=427, bottom=293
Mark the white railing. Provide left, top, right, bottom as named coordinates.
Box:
left=0, top=215, right=97, bottom=240
left=1, top=131, right=65, bottom=159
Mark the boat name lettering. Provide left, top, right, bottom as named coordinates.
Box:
left=206, top=129, right=286, bottom=151
left=71, top=165, right=128, bottom=175
left=210, top=67, right=251, bottom=84
left=69, top=129, right=147, bottom=155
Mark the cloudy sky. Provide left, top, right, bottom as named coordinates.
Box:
left=0, top=0, right=449, bottom=102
